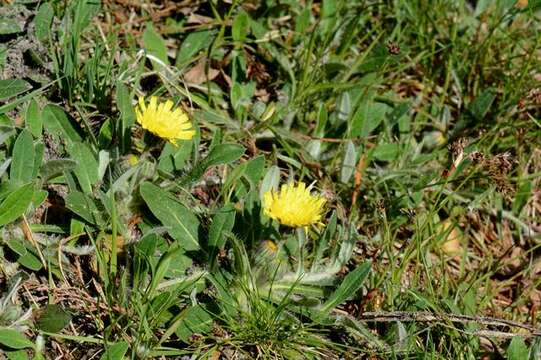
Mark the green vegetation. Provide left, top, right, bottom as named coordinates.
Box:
left=1, top=0, right=541, bottom=358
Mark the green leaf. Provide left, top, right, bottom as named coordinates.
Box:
left=469, top=88, right=496, bottom=120
left=340, top=140, right=356, bottom=183
left=98, top=119, right=113, bottom=148
left=320, top=261, right=371, bottom=314
left=0, top=80, right=31, bottom=100
left=164, top=250, right=192, bottom=278
left=34, top=2, right=54, bottom=42
left=32, top=142, right=44, bottom=180
left=36, top=304, right=71, bottom=333
left=260, top=165, right=280, bottom=199
left=0, top=45, right=6, bottom=71
left=350, top=101, right=390, bottom=137
left=147, top=245, right=183, bottom=293
left=0, top=18, right=23, bottom=35
left=7, top=239, right=42, bottom=271
left=158, top=142, right=192, bottom=173
left=42, top=104, right=82, bottom=143
left=176, top=30, right=213, bottom=67
left=295, top=7, right=311, bottom=33
left=372, top=143, right=400, bottom=162
left=0, top=183, right=34, bottom=226
left=100, top=342, right=129, bottom=360
left=6, top=350, right=29, bottom=360
left=208, top=204, right=236, bottom=268
left=203, top=143, right=244, bottom=166
left=387, top=102, right=411, bottom=130
left=18, top=251, right=43, bottom=271
left=70, top=0, right=100, bottom=36
left=143, top=23, right=168, bottom=65
left=140, top=182, right=200, bottom=251
left=65, top=191, right=103, bottom=225
left=208, top=204, right=236, bottom=249
left=32, top=189, right=48, bottom=208
left=0, top=328, right=34, bottom=349
left=68, top=142, right=98, bottom=194
left=513, top=180, right=532, bottom=214
left=507, top=337, right=529, bottom=360
left=25, top=100, right=42, bottom=137
left=175, top=305, right=213, bottom=342
left=39, top=159, right=77, bottom=182
left=6, top=239, right=27, bottom=257
left=116, top=82, right=135, bottom=128
left=183, top=144, right=244, bottom=185
left=336, top=92, right=351, bottom=122
left=232, top=11, right=249, bottom=43
left=10, top=130, right=35, bottom=184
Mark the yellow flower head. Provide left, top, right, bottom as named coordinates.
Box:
left=135, top=96, right=196, bottom=145
left=263, top=182, right=326, bottom=227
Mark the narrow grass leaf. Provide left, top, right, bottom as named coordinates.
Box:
left=513, top=180, right=532, bottom=214
left=71, top=0, right=100, bottom=36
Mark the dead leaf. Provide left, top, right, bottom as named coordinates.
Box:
left=255, top=88, right=270, bottom=102
left=516, top=0, right=528, bottom=8
left=187, top=13, right=214, bottom=25
left=184, top=61, right=219, bottom=85
left=440, top=219, right=464, bottom=256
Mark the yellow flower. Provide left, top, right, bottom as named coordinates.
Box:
left=135, top=96, right=196, bottom=145
left=263, top=182, right=326, bottom=227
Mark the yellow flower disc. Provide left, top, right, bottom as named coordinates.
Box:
left=263, top=182, right=326, bottom=227
left=135, top=96, right=196, bottom=145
